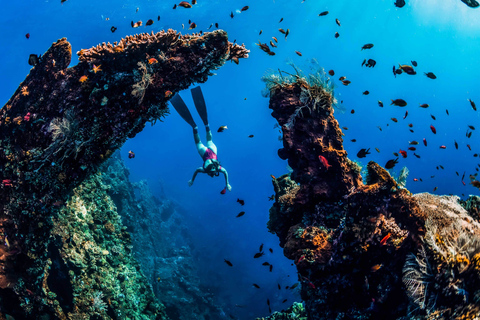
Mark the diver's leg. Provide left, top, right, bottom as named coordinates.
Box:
left=205, top=125, right=217, bottom=154
left=194, top=127, right=207, bottom=158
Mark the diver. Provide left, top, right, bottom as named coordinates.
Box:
left=170, top=86, right=232, bottom=193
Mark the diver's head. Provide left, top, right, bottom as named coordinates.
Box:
left=204, top=159, right=220, bottom=177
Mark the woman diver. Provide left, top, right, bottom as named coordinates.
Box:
left=170, top=87, right=232, bottom=193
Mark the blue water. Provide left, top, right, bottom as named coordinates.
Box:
left=1, top=0, right=479, bottom=319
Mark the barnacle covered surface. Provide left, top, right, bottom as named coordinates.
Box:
left=265, top=69, right=480, bottom=319
left=0, top=30, right=247, bottom=318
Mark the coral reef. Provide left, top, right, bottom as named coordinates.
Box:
left=0, top=30, right=247, bottom=318
left=265, top=67, right=480, bottom=319
left=256, top=301, right=307, bottom=320
left=100, top=152, right=222, bottom=320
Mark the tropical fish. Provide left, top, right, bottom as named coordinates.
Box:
left=28, top=54, right=40, bottom=66
left=178, top=1, right=192, bottom=8
left=394, top=0, right=405, bottom=7
left=357, top=148, right=370, bottom=158
left=361, top=43, right=374, bottom=50
left=254, top=252, right=265, bottom=258
left=132, top=20, right=142, bottom=28
left=295, top=51, right=302, bottom=56
left=385, top=158, right=399, bottom=169
left=79, top=75, right=88, bottom=83
left=111, top=26, right=117, bottom=33
left=391, top=99, right=407, bottom=107
left=189, top=22, right=196, bottom=29
left=237, top=198, right=245, bottom=205
left=469, top=99, right=477, bottom=111
left=318, top=155, right=331, bottom=169
left=253, top=284, right=260, bottom=288
left=425, top=72, right=436, bottom=79
left=319, top=11, right=329, bottom=16
left=371, top=264, right=383, bottom=272
left=128, top=150, right=135, bottom=159
left=378, top=101, right=383, bottom=107
left=399, top=149, right=407, bottom=158
left=25, top=33, right=30, bottom=39
left=430, top=125, right=436, bottom=134
left=220, top=187, right=227, bottom=195
left=217, top=126, right=228, bottom=132
left=419, top=103, right=429, bottom=108
left=399, top=64, right=416, bottom=75
left=148, top=58, right=158, bottom=65
left=335, top=32, right=340, bottom=38
left=224, top=259, right=233, bottom=266
left=336, top=18, right=341, bottom=26
left=241, top=6, right=249, bottom=11
left=236, top=211, right=245, bottom=218
left=363, top=90, right=370, bottom=95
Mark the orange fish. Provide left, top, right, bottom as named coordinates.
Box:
left=148, top=58, right=158, bottom=64
left=371, top=264, right=383, bottom=272
left=430, top=125, right=436, bottom=134
left=318, top=155, right=331, bottom=170
left=295, top=51, right=302, bottom=56
left=440, top=145, right=446, bottom=149
left=79, top=75, right=88, bottom=83
left=165, top=90, right=173, bottom=98
left=189, top=22, right=196, bottom=29
left=380, top=233, right=391, bottom=245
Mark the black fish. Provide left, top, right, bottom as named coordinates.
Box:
left=411, top=60, right=417, bottom=67
left=254, top=252, right=265, bottom=258
left=224, top=259, right=233, bottom=266
left=394, top=0, right=406, bottom=8
left=269, top=264, right=273, bottom=272
left=28, top=54, right=40, bottom=66
left=253, top=284, right=260, bottom=288
left=262, top=262, right=270, bottom=266
left=425, top=72, right=437, bottom=79
left=259, top=243, right=264, bottom=252
left=237, top=198, right=245, bottom=205
left=146, top=19, right=154, bottom=26
left=236, top=211, right=245, bottom=218
left=385, top=158, right=399, bottom=169
left=230, top=11, right=234, bottom=18
left=361, top=43, right=374, bottom=50
left=318, top=11, right=329, bottom=16
left=357, top=148, right=371, bottom=158
left=110, top=26, right=117, bottom=33
left=278, top=284, right=281, bottom=290
left=269, top=248, right=273, bottom=253
left=365, top=59, right=376, bottom=67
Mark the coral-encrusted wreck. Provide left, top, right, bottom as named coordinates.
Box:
left=0, top=29, right=248, bottom=319
left=263, top=68, right=480, bottom=319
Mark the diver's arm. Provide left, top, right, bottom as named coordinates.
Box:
left=189, top=167, right=205, bottom=186
left=220, top=167, right=231, bottom=191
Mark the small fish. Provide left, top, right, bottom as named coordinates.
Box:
left=173, top=4, right=177, bottom=9
left=253, top=284, right=260, bottom=288
left=440, top=145, right=446, bottom=149
left=391, top=117, right=398, bottom=123
left=178, top=1, right=192, bottom=8
left=165, top=90, right=173, bottom=98
left=408, top=147, right=416, bottom=151
left=361, top=43, right=374, bottom=50
left=431, top=114, right=436, bottom=120
left=469, top=99, right=477, bottom=111
left=259, top=244, right=264, bottom=252
left=132, top=20, right=142, bottom=28
left=28, top=54, right=40, bottom=66
left=111, top=26, right=117, bottom=33
left=380, top=233, right=391, bottom=245
left=425, top=72, right=437, bottom=79
left=230, top=11, right=234, bottom=18
left=385, top=158, right=399, bottom=169
left=371, top=264, right=383, bottom=272
left=224, top=259, right=233, bottom=266
left=328, top=70, right=335, bottom=76
left=278, top=284, right=281, bottom=290
left=217, top=125, right=228, bottom=132
left=318, top=11, right=329, bottom=16
left=189, top=22, right=196, bottom=29
left=279, top=17, right=283, bottom=23
left=148, top=58, right=158, bottom=65
left=146, top=19, right=154, bottom=26
left=378, top=101, right=384, bottom=107
left=267, top=299, right=270, bottom=306
left=339, top=76, right=346, bottom=81
left=248, top=134, right=254, bottom=138
left=269, top=265, right=273, bottom=272
left=237, top=198, right=245, bottom=205
left=430, top=125, right=436, bottom=134
left=433, top=186, right=438, bottom=192
left=318, top=155, right=331, bottom=170
left=342, top=80, right=351, bottom=85
left=399, top=149, right=407, bottom=158
left=446, top=109, right=449, bottom=115
left=375, top=148, right=380, bottom=153
left=270, top=40, right=277, bottom=48
left=282, top=299, right=287, bottom=303
left=290, top=283, right=299, bottom=290
left=363, top=90, right=370, bottom=95
left=391, top=99, right=407, bottom=107
left=423, top=138, right=427, bottom=146
left=419, top=103, right=429, bottom=108
left=262, top=262, right=270, bottom=266
left=409, top=141, right=419, bottom=145
left=399, top=64, right=416, bottom=75
left=285, top=29, right=290, bottom=39
left=468, top=125, right=475, bottom=130
left=357, top=148, right=370, bottom=158
left=334, top=32, right=340, bottom=38
left=128, top=150, right=135, bottom=159
left=254, top=252, right=265, bottom=258
left=236, top=211, right=245, bottom=218
left=335, top=18, right=341, bottom=26
left=241, top=6, right=249, bottom=11
left=269, top=248, right=273, bottom=253
left=79, top=75, right=88, bottom=83
left=394, top=0, right=406, bottom=7
left=192, top=0, right=196, bottom=4
left=220, top=187, right=227, bottom=194
left=455, top=140, right=458, bottom=149
left=26, top=33, right=30, bottom=39
left=295, top=51, right=302, bottom=56
left=215, top=23, right=219, bottom=28
left=350, top=109, right=355, bottom=114
left=158, top=15, right=161, bottom=21
left=403, top=111, right=408, bottom=119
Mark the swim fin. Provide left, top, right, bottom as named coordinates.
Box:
left=191, top=86, right=209, bottom=126
left=170, top=93, right=197, bottom=128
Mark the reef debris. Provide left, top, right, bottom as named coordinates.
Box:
left=265, top=66, right=480, bottom=319
left=0, top=29, right=247, bottom=318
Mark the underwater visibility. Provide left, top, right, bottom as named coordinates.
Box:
left=1, top=0, right=480, bottom=319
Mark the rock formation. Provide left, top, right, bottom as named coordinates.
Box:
left=0, top=29, right=248, bottom=319
left=263, top=67, right=480, bottom=319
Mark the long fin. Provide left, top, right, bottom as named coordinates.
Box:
left=170, top=93, right=197, bottom=128
left=191, top=86, right=208, bottom=125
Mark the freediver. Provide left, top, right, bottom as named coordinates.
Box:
left=170, top=86, right=232, bottom=193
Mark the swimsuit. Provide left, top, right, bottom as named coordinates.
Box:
left=203, top=148, right=222, bottom=171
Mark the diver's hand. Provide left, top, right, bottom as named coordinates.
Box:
left=188, top=180, right=194, bottom=187
left=226, top=184, right=232, bottom=191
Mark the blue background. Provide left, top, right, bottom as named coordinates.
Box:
left=1, top=0, right=479, bottom=318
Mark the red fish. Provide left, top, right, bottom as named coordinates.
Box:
left=440, top=145, right=446, bottom=149
left=308, top=282, right=316, bottom=289
left=220, top=187, right=227, bottom=194
left=380, top=233, right=391, bottom=245
left=26, top=33, right=30, bottom=39
left=399, top=149, right=407, bottom=158
left=423, top=138, right=427, bottom=146
left=318, top=155, right=331, bottom=170
left=328, top=70, right=335, bottom=76
left=430, top=125, right=436, bottom=134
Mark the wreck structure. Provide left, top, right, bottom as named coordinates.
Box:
left=0, top=29, right=248, bottom=319
left=262, top=67, right=480, bottom=319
